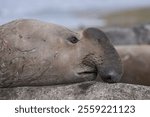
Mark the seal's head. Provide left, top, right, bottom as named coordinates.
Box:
left=0, top=19, right=123, bottom=87
left=48, top=25, right=123, bottom=84
left=60, top=27, right=123, bottom=83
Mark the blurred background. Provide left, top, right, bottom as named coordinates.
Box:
left=0, top=0, right=150, bottom=29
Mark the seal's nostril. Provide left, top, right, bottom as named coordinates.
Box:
left=101, top=71, right=121, bottom=83
left=102, top=75, right=114, bottom=83
left=106, top=75, right=112, bottom=81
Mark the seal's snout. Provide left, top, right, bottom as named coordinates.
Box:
left=82, top=27, right=123, bottom=84
left=101, top=71, right=121, bottom=83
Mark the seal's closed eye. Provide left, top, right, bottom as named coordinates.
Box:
left=67, top=36, right=79, bottom=44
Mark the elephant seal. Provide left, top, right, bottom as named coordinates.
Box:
left=0, top=19, right=122, bottom=87
left=104, top=23, right=150, bottom=45
left=116, top=45, right=150, bottom=86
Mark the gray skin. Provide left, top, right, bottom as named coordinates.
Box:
left=0, top=19, right=123, bottom=87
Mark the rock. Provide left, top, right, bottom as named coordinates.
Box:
left=104, top=23, right=150, bottom=45
left=0, top=81, right=150, bottom=100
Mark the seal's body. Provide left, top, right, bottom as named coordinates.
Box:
left=116, top=45, right=150, bottom=86
left=0, top=19, right=122, bottom=87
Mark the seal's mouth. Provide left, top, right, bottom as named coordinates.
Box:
left=77, top=68, right=98, bottom=80
left=78, top=70, right=97, bottom=75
